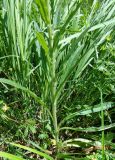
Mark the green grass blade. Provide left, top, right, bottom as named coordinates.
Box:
left=59, top=102, right=115, bottom=127
left=10, top=143, right=54, bottom=160
left=60, top=1, right=81, bottom=34
left=59, top=27, right=90, bottom=48
left=100, top=90, right=105, bottom=159
left=0, top=152, right=25, bottom=160
left=0, top=78, right=46, bottom=107
left=53, top=1, right=81, bottom=48
left=89, top=18, right=115, bottom=31
left=74, top=48, right=94, bottom=79
left=60, top=123, right=115, bottom=132
left=57, top=153, right=88, bottom=159
left=36, top=32, right=49, bottom=54
left=35, top=0, right=51, bottom=24
left=56, top=45, right=84, bottom=100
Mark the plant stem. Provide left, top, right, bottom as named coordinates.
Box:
left=48, top=23, right=59, bottom=153
left=100, top=90, right=105, bottom=160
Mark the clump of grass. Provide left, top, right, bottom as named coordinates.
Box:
left=0, top=0, right=115, bottom=159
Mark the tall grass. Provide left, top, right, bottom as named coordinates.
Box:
left=32, top=0, right=115, bottom=152
left=0, top=0, right=115, bottom=159
left=2, top=0, right=34, bottom=87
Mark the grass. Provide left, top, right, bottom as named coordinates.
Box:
left=0, top=0, right=115, bottom=159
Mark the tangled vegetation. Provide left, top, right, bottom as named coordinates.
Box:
left=0, top=0, right=115, bottom=159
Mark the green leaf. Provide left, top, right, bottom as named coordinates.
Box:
left=10, top=143, right=54, bottom=160
left=36, top=32, right=49, bottom=54
left=57, top=152, right=88, bottom=159
left=0, top=152, right=25, bottom=160
left=56, top=45, right=84, bottom=99
left=59, top=102, right=115, bottom=127
left=89, top=18, right=115, bottom=31
left=60, top=123, right=115, bottom=132
left=0, top=78, right=46, bottom=107
left=63, top=138, right=92, bottom=145
left=74, top=48, right=94, bottom=79
left=53, top=1, right=81, bottom=48
left=35, top=0, right=51, bottom=24
left=60, top=1, right=81, bottom=34
left=59, top=27, right=90, bottom=47
left=56, top=27, right=91, bottom=99
left=29, top=140, right=50, bottom=154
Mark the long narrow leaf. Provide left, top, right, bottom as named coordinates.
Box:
left=59, top=102, right=115, bottom=127
left=0, top=152, right=25, bottom=160
left=10, top=143, right=54, bottom=160
left=0, top=78, right=46, bottom=107
left=60, top=123, right=115, bottom=132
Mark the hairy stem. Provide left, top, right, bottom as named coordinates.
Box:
left=48, top=22, right=58, bottom=152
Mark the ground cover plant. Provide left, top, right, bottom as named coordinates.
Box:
left=0, top=0, right=115, bottom=159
